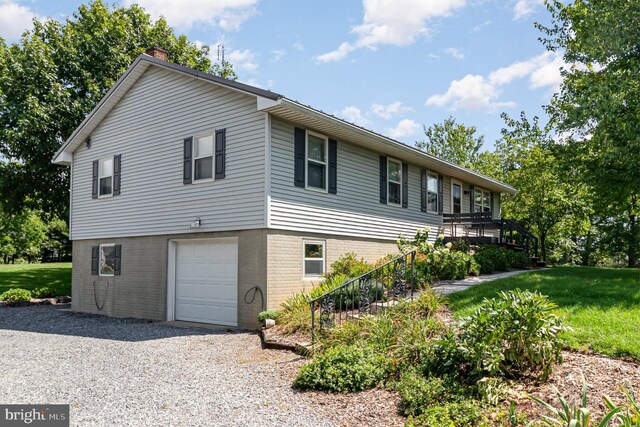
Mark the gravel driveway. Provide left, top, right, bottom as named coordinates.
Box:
left=0, top=305, right=333, bottom=427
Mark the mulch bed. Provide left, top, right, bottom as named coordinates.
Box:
left=267, top=312, right=640, bottom=427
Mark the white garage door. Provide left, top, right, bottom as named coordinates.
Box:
left=175, top=239, right=238, bottom=326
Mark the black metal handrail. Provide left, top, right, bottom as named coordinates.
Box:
left=310, top=250, right=416, bottom=341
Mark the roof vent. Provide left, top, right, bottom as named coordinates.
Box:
left=145, top=46, right=168, bottom=61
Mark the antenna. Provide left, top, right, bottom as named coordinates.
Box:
left=217, top=44, right=225, bottom=63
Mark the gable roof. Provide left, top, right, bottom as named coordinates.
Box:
left=53, top=54, right=516, bottom=195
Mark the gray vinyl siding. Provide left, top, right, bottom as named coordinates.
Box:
left=71, top=67, right=266, bottom=239
left=269, top=118, right=444, bottom=241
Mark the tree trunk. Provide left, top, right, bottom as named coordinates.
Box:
left=540, top=232, right=547, bottom=262
left=627, top=196, right=638, bottom=268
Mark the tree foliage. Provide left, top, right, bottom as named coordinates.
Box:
left=0, top=0, right=235, bottom=219
left=538, top=0, right=640, bottom=267
left=495, top=112, right=581, bottom=261
left=417, top=117, right=485, bottom=169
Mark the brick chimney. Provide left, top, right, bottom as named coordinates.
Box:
left=145, top=46, right=168, bottom=61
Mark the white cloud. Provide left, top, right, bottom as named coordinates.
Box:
left=426, top=51, right=566, bottom=111
left=513, top=0, right=544, bottom=20
left=472, top=20, right=492, bottom=32
left=370, top=102, right=414, bottom=119
left=388, top=119, right=422, bottom=139
left=0, top=1, right=37, bottom=41
left=293, top=42, right=304, bottom=52
left=316, top=0, right=466, bottom=62
left=338, top=106, right=370, bottom=127
left=126, top=0, right=258, bottom=31
left=271, top=49, right=285, bottom=63
left=445, top=47, right=465, bottom=60
left=227, top=48, right=258, bottom=72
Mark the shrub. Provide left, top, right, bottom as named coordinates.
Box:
left=394, top=370, right=448, bottom=416
left=0, top=288, right=32, bottom=302
left=257, top=309, right=282, bottom=322
left=31, top=287, right=55, bottom=298
left=415, top=249, right=474, bottom=283
left=457, top=289, right=565, bottom=381
left=325, top=252, right=374, bottom=281
left=473, top=252, right=495, bottom=274
left=476, top=246, right=510, bottom=271
left=449, top=239, right=470, bottom=253
left=405, top=401, right=490, bottom=427
left=508, top=251, right=530, bottom=269
left=332, top=280, right=384, bottom=310
left=293, top=345, right=390, bottom=392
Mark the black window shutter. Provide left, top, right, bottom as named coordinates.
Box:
left=328, top=138, right=337, bottom=194
left=113, top=155, right=121, bottom=196
left=183, top=137, right=193, bottom=184
left=215, top=129, right=226, bottom=179
left=114, top=244, right=122, bottom=276
left=402, top=163, right=409, bottom=208
left=92, top=160, right=99, bottom=199
left=420, top=169, right=427, bottom=212
left=294, top=127, right=306, bottom=187
left=469, top=187, right=475, bottom=213
left=438, top=175, right=444, bottom=215
left=379, top=155, right=387, bottom=204
left=91, top=246, right=99, bottom=275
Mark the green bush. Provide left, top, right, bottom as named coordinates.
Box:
left=473, top=252, right=495, bottom=274
left=457, top=289, right=565, bottom=381
left=508, top=251, right=530, bottom=269
left=293, top=345, right=390, bottom=392
left=405, top=401, right=490, bottom=427
left=0, top=288, right=32, bottom=302
left=257, top=309, right=282, bottom=322
left=332, top=281, right=384, bottom=310
left=477, top=246, right=510, bottom=271
left=325, top=252, right=374, bottom=281
left=449, top=239, right=470, bottom=253
left=31, top=287, right=55, bottom=298
left=395, top=370, right=448, bottom=416
left=415, top=249, right=474, bottom=283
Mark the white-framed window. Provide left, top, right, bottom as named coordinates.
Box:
left=426, top=172, right=438, bottom=213
left=303, top=240, right=325, bottom=278
left=306, top=132, right=328, bottom=191
left=474, top=187, right=491, bottom=213
left=193, top=134, right=214, bottom=181
left=98, top=157, right=113, bottom=197
left=451, top=180, right=462, bottom=214
left=387, top=158, right=402, bottom=205
left=99, top=243, right=116, bottom=276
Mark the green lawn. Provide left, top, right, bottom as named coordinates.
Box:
left=447, top=267, right=640, bottom=360
left=0, top=262, right=72, bottom=296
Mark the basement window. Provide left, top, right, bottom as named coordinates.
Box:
left=303, top=241, right=325, bottom=278
left=99, top=244, right=116, bottom=276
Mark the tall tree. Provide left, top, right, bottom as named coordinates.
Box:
left=496, top=112, right=580, bottom=262
left=416, top=116, right=484, bottom=169
left=538, top=0, right=640, bottom=267
left=0, top=0, right=236, bottom=219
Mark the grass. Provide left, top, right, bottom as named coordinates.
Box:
left=447, top=266, right=640, bottom=361
left=0, top=262, right=72, bottom=296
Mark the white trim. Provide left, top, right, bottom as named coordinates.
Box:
left=474, top=186, right=491, bottom=213
left=426, top=171, right=439, bottom=214
left=387, top=157, right=402, bottom=206
left=305, top=130, right=329, bottom=192
left=69, top=161, right=74, bottom=240
left=302, top=239, right=326, bottom=279
left=264, top=112, right=272, bottom=228
left=451, top=179, right=463, bottom=214
left=98, top=243, right=116, bottom=277
left=192, top=133, right=215, bottom=183
left=98, top=157, right=114, bottom=198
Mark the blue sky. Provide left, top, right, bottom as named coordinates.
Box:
left=0, top=0, right=563, bottom=150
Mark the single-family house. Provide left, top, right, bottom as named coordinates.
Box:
left=53, top=48, right=519, bottom=329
